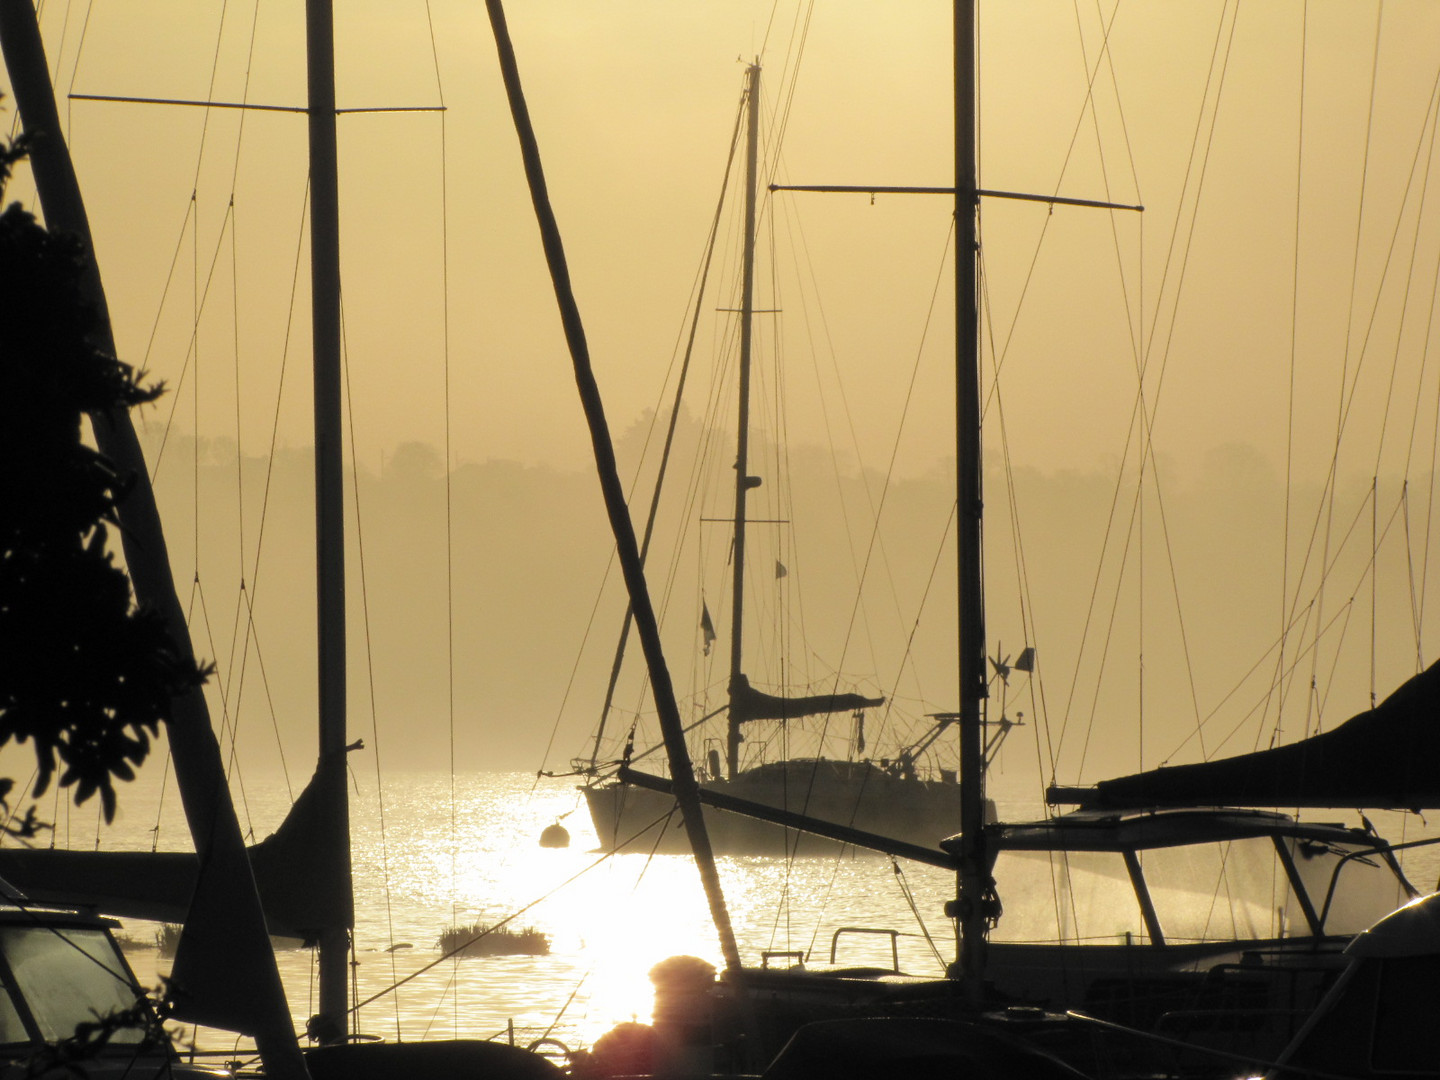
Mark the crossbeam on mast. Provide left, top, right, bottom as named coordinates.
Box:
left=69, top=92, right=444, bottom=114
left=770, top=182, right=1142, bottom=213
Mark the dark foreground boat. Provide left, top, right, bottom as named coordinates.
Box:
left=1263, top=890, right=1440, bottom=1079
left=0, top=890, right=225, bottom=1079
left=616, top=802, right=1414, bottom=1078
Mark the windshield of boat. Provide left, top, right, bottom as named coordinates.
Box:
left=1141, top=838, right=1303, bottom=941
left=989, top=850, right=1147, bottom=944
left=1282, top=838, right=1414, bottom=936
left=988, top=835, right=1409, bottom=945
left=0, top=926, right=146, bottom=1046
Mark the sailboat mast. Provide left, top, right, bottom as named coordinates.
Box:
left=726, top=62, right=762, bottom=781
left=953, top=0, right=990, bottom=995
left=305, top=0, right=352, bottom=1042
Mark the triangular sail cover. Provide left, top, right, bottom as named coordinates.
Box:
left=729, top=673, right=884, bottom=725
left=1074, top=662, right=1440, bottom=810
left=0, top=759, right=352, bottom=937
left=168, top=757, right=351, bottom=1032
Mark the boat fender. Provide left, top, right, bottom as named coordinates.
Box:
left=539, top=822, right=570, bottom=848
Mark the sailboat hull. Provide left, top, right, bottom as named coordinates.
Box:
left=584, top=759, right=960, bottom=855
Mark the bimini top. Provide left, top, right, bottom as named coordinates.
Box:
left=941, top=805, right=1381, bottom=855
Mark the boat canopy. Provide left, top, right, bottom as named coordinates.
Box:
left=1050, top=662, right=1440, bottom=811
left=945, top=807, right=1415, bottom=946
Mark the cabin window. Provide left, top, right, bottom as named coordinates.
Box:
left=989, top=851, right=1149, bottom=944
left=1137, top=839, right=1293, bottom=942
left=0, top=928, right=145, bottom=1045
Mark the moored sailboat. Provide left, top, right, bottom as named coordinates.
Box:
left=577, top=62, right=972, bottom=858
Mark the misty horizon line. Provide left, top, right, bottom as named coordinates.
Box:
left=132, top=424, right=1427, bottom=491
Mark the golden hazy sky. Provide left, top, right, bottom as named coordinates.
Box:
left=6, top=1, right=1435, bottom=483
left=5, top=2, right=1439, bottom=786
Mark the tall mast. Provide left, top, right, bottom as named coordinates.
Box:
left=482, top=0, right=747, bottom=988
left=725, top=62, right=762, bottom=780
left=952, top=0, right=990, bottom=997
left=305, top=0, right=352, bottom=1041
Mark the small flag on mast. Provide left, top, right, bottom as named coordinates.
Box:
left=775, top=560, right=788, bottom=579
left=701, top=602, right=716, bottom=656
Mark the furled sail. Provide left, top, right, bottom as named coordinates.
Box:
left=1058, top=661, right=1440, bottom=811
left=728, top=673, right=884, bottom=725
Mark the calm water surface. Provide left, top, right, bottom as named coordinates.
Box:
left=87, top=770, right=959, bottom=1055
left=57, top=769, right=1440, bottom=1058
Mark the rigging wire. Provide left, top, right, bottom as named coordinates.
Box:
left=583, top=86, right=748, bottom=775
left=1274, top=0, right=1310, bottom=752
left=240, top=181, right=313, bottom=805
left=342, top=308, right=402, bottom=1038
left=1363, top=61, right=1440, bottom=488
left=1395, top=69, right=1440, bottom=670
left=977, top=0, right=1164, bottom=785
left=536, top=74, right=752, bottom=778
left=890, top=857, right=947, bottom=971
left=1306, top=4, right=1385, bottom=740
left=1262, top=10, right=1440, bottom=749
left=1042, top=0, right=1240, bottom=778
left=1160, top=483, right=1412, bottom=761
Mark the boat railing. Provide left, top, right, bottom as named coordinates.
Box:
left=1316, top=834, right=1440, bottom=929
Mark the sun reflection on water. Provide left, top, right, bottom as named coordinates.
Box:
left=81, top=766, right=1440, bottom=1057
left=119, top=770, right=963, bottom=1051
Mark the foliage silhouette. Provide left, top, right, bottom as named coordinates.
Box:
left=0, top=115, right=208, bottom=822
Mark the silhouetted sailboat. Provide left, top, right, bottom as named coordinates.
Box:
left=577, top=63, right=973, bottom=859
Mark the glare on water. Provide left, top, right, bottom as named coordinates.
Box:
left=58, top=768, right=1440, bottom=1057
left=90, top=769, right=957, bottom=1054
